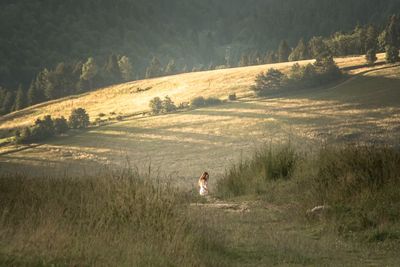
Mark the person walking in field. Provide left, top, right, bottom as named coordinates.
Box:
left=198, top=172, right=209, bottom=196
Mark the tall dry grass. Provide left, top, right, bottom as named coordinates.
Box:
left=216, top=143, right=400, bottom=239
left=0, top=170, right=226, bottom=266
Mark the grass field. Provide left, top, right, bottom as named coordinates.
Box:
left=1, top=54, right=400, bottom=187
left=1, top=54, right=400, bottom=266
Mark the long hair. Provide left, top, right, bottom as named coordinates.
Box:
left=198, top=171, right=209, bottom=187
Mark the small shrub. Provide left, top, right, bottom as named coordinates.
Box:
left=15, top=127, right=32, bottom=144
left=149, top=97, right=163, bottom=114
left=178, top=102, right=189, bottom=109
left=204, top=97, right=222, bottom=106
left=110, top=111, right=116, bottom=115
left=161, top=96, right=177, bottom=113
left=69, top=108, right=90, bottom=129
left=53, top=117, right=69, bottom=134
left=98, top=113, right=106, bottom=117
left=116, top=115, right=123, bottom=121
left=190, top=96, right=206, bottom=107
left=251, top=68, right=285, bottom=96
left=190, top=96, right=222, bottom=107
left=32, top=115, right=55, bottom=140
left=228, top=93, right=237, bottom=101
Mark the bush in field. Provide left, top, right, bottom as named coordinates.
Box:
left=54, top=116, right=69, bottom=134
left=251, top=68, right=285, bottom=96
left=149, top=97, right=163, bottom=114
left=252, top=53, right=341, bottom=96
left=190, top=96, right=206, bottom=107
left=15, top=115, right=68, bottom=144
left=15, top=127, right=33, bottom=144
left=31, top=115, right=55, bottom=140
left=228, top=93, right=237, bottom=101
left=161, top=96, right=177, bottom=113
left=190, top=96, right=222, bottom=107
left=69, top=108, right=90, bottom=129
left=204, top=97, right=222, bottom=106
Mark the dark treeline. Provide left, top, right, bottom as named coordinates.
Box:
left=1, top=0, right=400, bottom=115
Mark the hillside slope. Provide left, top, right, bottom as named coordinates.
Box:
left=0, top=54, right=385, bottom=132
left=1, top=54, right=400, bottom=186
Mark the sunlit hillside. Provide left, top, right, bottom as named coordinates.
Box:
left=2, top=53, right=400, bottom=187
left=0, top=54, right=385, bottom=132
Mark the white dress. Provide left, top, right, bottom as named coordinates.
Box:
left=199, top=180, right=208, bottom=196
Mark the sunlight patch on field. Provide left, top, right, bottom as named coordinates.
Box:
left=0, top=54, right=386, bottom=132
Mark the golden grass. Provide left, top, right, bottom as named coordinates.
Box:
left=0, top=54, right=385, bottom=131
left=1, top=53, right=399, bottom=186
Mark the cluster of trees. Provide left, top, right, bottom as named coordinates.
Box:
left=149, top=96, right=177, bottom=114
left=16, top=108, right=90, bottom=144
left=0, top=55, right=134, bottom=115
left=2, top=1, right=400, bottom=117
left=2, top=0, right=400, bottom=88
left=251, top=54, right=342, bottom=96
left=149, top=95, right=224, bottom=114
left=239, top=15, right=400, bottom=67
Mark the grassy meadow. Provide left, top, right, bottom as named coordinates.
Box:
left=1, top=53, right=400, bottom=266
left=1, top=53, right=400, bottom=185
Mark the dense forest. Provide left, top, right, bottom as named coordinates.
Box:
left=1, top=0, right=400, bottom=115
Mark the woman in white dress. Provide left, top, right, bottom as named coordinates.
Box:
left=198, top=172, right=209, bottom=196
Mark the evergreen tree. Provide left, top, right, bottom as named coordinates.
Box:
left=45, top=63, right=75, bottom=100
left=365, top=25, right=378, bottom=52
left=72, top=61, right=83, bottom=92
left=265, top=51, right=277, bottom=64
left=366, top=49, right=377, bottom=65
left=14, top=85, right=27, bottom=111
left=384, top=15, right=400, bottom=48
left=145, top=57, right=162, bottom=78
left=103, top=54, right=122, bottom=85
left=238, top=54, right=250, bottom=67
left=80, top=57, right=98, bottom=90
left=386, top=45, right=399, bottom=63
left=164, top=59, right=177, bottom=75
left=278, top=40, right=291, bottom=62
left=27, top=80, right=38, bottom=106
left=309, top=37, right=328, bottom=58
left=289, top=38, right=310, bottom=61
left=1, top=90, right=15, bottom=114
left=354, top=24, right=367, bottom=54
left=33, top=69, right=49, bottom=102
left=118, top=56, right=134, bottom=82
left=69, top=108, right=90, bottom=129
